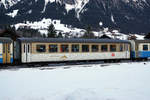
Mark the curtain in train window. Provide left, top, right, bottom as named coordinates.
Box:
left=92, top=45, right=99, bottom=52
left=82, top=45, right=89, bottom=52
left=72, top=44, right=79, bottom=52
left=36, top=45, right=46, bottom=53
left=49, top=45, right=58, bottom=52
left=61, top=45, right=69, bottom=52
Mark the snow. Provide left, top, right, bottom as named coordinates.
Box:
left=65, top=4, right=75, bottom=12
left=6, top=9, right=18, bottom=18
left=0, top=0, right=20, bottom=9
left=14, top=18, right=85, bottom=36
left=0, top=62, right=150, bottom=100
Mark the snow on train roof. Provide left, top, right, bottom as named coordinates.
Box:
left=18, top=38, right=130, bottom=43
left=0, top=37, right=12, bottom=43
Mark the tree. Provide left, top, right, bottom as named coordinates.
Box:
left=42, top=34, right=47, bottom=38
left=47, top=24, right=57, bottom=38
left=144, top=33, right=150, bottom=39
left=17, top=27, right=42, bottom=37
left=57, top=32, right=63, bottom=38
left=82, top=25, right=95, bottom=39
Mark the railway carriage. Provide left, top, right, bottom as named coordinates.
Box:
left=0, top=37, right=13, bottom=64
left=130, top=40, right=150, bottom=59
left=16, top=38, right=131, bottom=63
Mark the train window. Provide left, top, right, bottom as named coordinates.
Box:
left=120, top=44, right=123, bottom=52
left=124, top=44, right=129, bottom=51
left=8, top=44, right=10, bottom=53
left=28, top=44, right=30, bottom=53
left=82, top=45, right=89, bottom=52
left=3, top=44, right=5, bottom=53
left=72, top=44, right=79, bottom=52
left=61, top=45, right=69, bottom=52
left=143, top=45, right=148, bottom=51
left=24, top=44, right=25, bottom=53
left=92, top=45, right=99, bottom=52
left=49, top=45, right=58, bottom=53
left=101, top=45, right=108, bottom=52
left=36, top=45, right=46, bottom=53
left=110, top=45, right=116, bottom=52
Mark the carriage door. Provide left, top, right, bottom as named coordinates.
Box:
left=24, top=43, right=31, bottom=63
left=3, top=43, right=11, bottom=63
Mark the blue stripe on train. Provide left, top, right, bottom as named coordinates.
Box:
left=0, top=58, right=13, bottom=63
left=11, top=58, right=13, bottom=63
left=131, top=51, right=150, bottom=59
left=138, top=51, right=150, bottom=58
left=0, top=58, right=3, bottom=63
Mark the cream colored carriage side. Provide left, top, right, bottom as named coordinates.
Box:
left=16, top=38, right=131, bottom=63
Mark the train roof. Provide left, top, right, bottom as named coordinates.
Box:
left=17, top=38, right=130, bottom=44
left=0, top=37, right=12, bottom=43
left=134, top=40, right=150, bottom=43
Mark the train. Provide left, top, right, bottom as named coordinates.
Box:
left=0, top=37, right=150, bottom=65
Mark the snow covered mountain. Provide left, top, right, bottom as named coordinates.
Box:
left=0, top=0, right=150, bottom=33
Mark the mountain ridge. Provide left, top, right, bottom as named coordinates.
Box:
left=0, top=0, right=150, bottom=33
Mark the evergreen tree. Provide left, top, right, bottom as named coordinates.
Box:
left=47, top=24, right=56, bottom=38
left=82, top=25, right=95, bottom=39
left=57, top=32, right=63, bottom=38
left=144, top=33, right=150, bottom=39
left=17, top=27, right=42, bottom=37
left=42, top=34, right=47, bottom=38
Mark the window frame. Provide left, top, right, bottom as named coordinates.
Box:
left=143, top=44, right=148, bottom=51
left=36, top=44, right=46, bottom=53
left=60, top=44, right=69, bottom=53
left=49, top=44, right=58, bottom=53
left=71, top=44, right=80, bottom=53
left=110, top=44, right=116, bottom=52
left=91, top=45, right=99, bottom=52
left=101, top=45, right=108, bottom=52
left=82, top=44, right=89, bottom=52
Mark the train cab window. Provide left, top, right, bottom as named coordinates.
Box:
left=143, top=45, right=148, bottom=51
left=49, top=45, right=58, bottom=53
left=36, top=45, right=46, bottom=53
left=101, top=45, right=108, bottom=52
left=72, top=44, right=79, bottom=52
left=82, top=45, right=89, bottom=52
left=120, top=44, right=123, bottom=52
left=61, top=45, right=69, bottom=52
left=92, top=45, right=99, bottom=52
left=110, top=45, right=116, bottom=52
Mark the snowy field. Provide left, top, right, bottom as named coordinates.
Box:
left=0, top=62, right=150, bottom=100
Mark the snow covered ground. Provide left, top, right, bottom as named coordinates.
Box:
left=0, top=62, right=150, bottom=100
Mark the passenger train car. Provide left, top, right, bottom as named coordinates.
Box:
left=15, top=38, right=131, bottom=63
left=0, top=37, right=13, bottom=64
left=130, top=40, right=150, bottom=59
left=1, top=37, right=150, bottom=65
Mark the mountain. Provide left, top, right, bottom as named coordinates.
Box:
left=0, top=0, right=150, bottom=34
